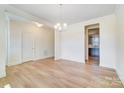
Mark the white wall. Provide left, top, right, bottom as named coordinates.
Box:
left=54, top=30, right=61, bottom=60
left=60, top=14, right=117, bottom=69
left=115, top=5, right=124, bottom=85
left=8, top=20, right=54, bottom=66
left=0, top=5, right=54, bottom=78
left=61, top=23, right=85, bottom=62
left=0, top=10, right=7, bottom=78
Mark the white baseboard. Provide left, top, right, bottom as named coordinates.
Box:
left=7, top=62, right=22, bottom=66
left=0, top=70, right=6, bottom=78
left=60, top=57, right=84, bottom=63
left=116, top=69, right=124, bottom=86
left=7, top=56, right=54, bottom=66
left=34, top=56, right=54, bottom=61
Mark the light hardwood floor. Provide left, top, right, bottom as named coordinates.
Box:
left=0, top=58, right=123, bottom=88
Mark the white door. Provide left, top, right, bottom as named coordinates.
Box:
left=33, top=31, right=43, bottom=60
left=22, top=30, right=34, bottom=62
left=8, top=21, right=22, bottom=66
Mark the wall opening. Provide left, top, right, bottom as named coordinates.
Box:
left=85, top=23, right=100, bottom=66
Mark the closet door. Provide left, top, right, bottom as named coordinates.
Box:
left=22, top=30, right=34, bottom=62
left=9, top=21, right=22, bottom=66
left=33, top=30, right=44, bottom=60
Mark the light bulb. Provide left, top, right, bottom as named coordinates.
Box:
left=37, top=23, right=43, bottom=27
left=58, top=26, right=62, bottom=31
left=56, top=23, right=60, bottom=27
left=63, top=23, right=67, bottom=29
left=34, top=22, right=43, bottom=27
left=63, top=23, right=67, bottom=27
left=54, top=25, right=57, bottom=29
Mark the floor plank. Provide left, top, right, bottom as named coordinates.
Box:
left=0, top=58, right=123, bottom=88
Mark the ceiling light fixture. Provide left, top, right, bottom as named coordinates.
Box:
left=34, top=22, right=43, bottom=27
left=54, top=4, right=68, bottom=31
left=54, top=22, right=67, bottom=30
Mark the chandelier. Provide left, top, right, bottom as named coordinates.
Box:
left=54, top=4, right=68, bottom=31
left=54, top=22, right=67, bottom=31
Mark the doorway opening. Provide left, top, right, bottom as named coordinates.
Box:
left=85, top=24, right=100, bottom=66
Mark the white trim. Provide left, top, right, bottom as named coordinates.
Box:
left=116, top=69, right=124, bottom=86
left=5, top=12, right=10, bottom=66
left=0, top=69, right=6, bottom=78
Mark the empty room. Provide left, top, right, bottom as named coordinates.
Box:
left=0, top=4, right=124, bottom=88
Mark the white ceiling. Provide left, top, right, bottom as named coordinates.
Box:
left=11, top=4, right=116, bottom=25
